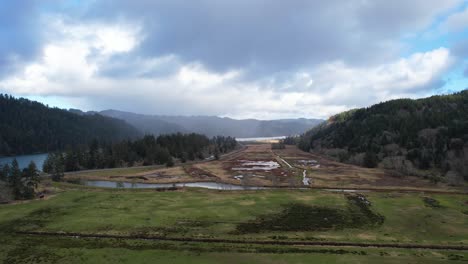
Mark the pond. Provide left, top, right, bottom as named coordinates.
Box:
left=80, top=180, right=267, bottom=190
left=232, top=160, right=281, bottom=171
left=0, top=153, right=48, bottom=171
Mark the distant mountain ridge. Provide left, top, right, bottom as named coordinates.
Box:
left=98, top=109, right=323, bottom=138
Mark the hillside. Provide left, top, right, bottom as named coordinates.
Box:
left=100, top=109, right=323, bottom=138
left=98, top=110, right=188, bottom=135
left=0, top=95, right=141, bottom=156
left=298, top=90, right=468, bottom=184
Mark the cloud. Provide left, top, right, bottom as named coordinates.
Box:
left=306, top=48, right=452, bottom=105
left=441, top=7, right=468, bottom=32
left=0, top=1, right=43, bottom=77
left=0, top=1, right=464, bottom=120
left=0, top=17, right=142, bottom=92
left=83, top=0, right=461, bottom=73
left=0, top=17, right=452, bottom=119
left=357, top=0, right=461, bottom=37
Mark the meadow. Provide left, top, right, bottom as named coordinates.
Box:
left=1, top=184, right=467, bottom=263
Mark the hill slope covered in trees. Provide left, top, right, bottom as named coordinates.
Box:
left=298, top=90, right=468, bottom=184
left=0, top=94, right=141, bottom=156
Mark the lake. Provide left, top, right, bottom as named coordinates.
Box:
left=236, top=136, right=286, bottom=142
left=0, top=153, right=48, bottom=171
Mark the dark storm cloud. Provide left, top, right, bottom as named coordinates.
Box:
left=0, top=0, right=42, bottom=76
left=84, top=0, right=459, bottom=76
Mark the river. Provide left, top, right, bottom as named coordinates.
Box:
left=81, top=180, right=267, bottom=190
left=76, top=180, right=368, bottom=192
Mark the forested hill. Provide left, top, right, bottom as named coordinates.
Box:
left=0, top=94, right=141, bottom=156
left=298, top=90, right=468, bottom=183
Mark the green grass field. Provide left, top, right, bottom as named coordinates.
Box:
left=1, top=184, right=467, bottom=263
left=2, top=234, right=465, bottom=264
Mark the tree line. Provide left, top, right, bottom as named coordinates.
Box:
left=0, top=133, right=236, bottom=200
left=0, top=160, right=40, bottom=200
left=43, top=133, right=237, bottom=173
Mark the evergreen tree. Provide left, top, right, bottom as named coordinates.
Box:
left=363, top=151, right=378, bottom=168
left=44, top=153, right=65, bottom=181
left=214, top=147, right=220, bottom=160
left=64, top=149, right=80, bottom=171
left=21, top=161, right=39, bottom=199
left=52, top=153, right=65, bottom=182
left=10, top=159, right=22, bottom=199
left=26, top=161, right=40, bottom=189
left=0, top=164, right=10, bottom=181
left=165, top=157, right=174, bottom=167
left=43, top=154, right=54, bottom=173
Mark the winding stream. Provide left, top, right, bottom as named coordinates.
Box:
left=74, top=180, right=370, bottom=192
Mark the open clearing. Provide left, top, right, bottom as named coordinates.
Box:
left=1, top=185, right=467, bottom=263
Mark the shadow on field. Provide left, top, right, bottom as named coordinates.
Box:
left=235, top=194, right=384, bottom=233
left=0, top=205, right=71, bottom=233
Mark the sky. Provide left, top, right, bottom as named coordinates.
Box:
left=0, top=0, right=467, bottom=120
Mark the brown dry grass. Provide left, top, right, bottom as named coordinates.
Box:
left=67, top=143, right=460, bottom=190
left=273, top=145, right=455, bottom=190
left=66, top=166, right=196, bottom=184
